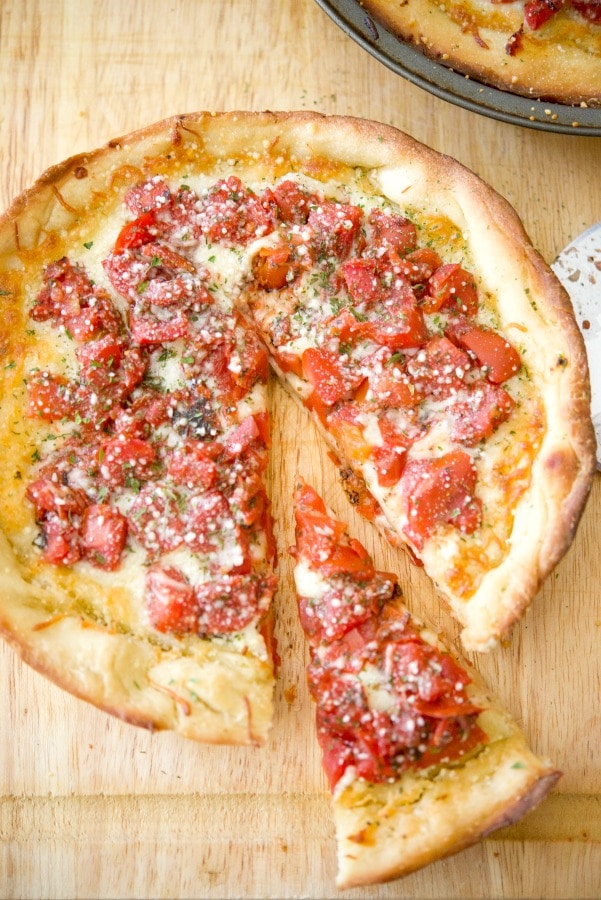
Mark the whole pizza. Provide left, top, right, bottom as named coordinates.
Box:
left=360, top=0, right=601, bottom=105
left=0, top=111, right=594, bottom=885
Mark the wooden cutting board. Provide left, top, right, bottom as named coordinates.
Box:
left=0, top=2, right=600, bottom=897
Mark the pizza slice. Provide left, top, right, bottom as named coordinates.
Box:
left=0, top=169, right=278, bottom=745
left=243, top=132, right=595, bottom=650
left=290, top=478, right=560, bottom=889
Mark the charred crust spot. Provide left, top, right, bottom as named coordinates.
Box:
left=556, top=354, right=568, bottom=369
left=73, top=166, right=88, bottom=180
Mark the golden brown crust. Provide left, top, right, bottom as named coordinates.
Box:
left=362, top=0, right=601, bottom=106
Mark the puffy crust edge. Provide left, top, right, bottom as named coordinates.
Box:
left=333, top=728, right=560, bottom=889
left=361, top=0, right=601, bottom=106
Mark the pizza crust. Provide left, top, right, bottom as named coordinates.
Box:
left=333, top=725, right=560, bottom=888
left=361, top=0, right=601, bottom=106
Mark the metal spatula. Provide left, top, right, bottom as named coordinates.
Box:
left=551, top=223, right=601, bottom=469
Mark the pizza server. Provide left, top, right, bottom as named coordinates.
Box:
left=552, top=222, right=601, bottom=469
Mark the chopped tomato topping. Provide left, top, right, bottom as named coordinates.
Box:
left=146, top=566, right=197, bottom=633
left=97, top=436, right=157, bottom=487
left=448, top=323, right=521, bottom=383
left=368, top=208, right=417, bottom=255
left=167, top=440, right=219, bottom=490
left=271, top=180, right=314, bottom=224
left=397, top=248, right=442, bottom=286
left=196, top=176, right=277, bottom=245
left=306, top=201, right=363, bottom=261
left=340, top=257, right=381, bottom=304
left=423, top=263, right=479, bottom=316
left=399, top=450, right=482, bottom=549
left=524, top=0, right=564, bottom=29
left=195, top=573, right=276, bottom=635
left=80, top=504, right=128, bottom=570
left=26, top=372, right=75, bottom=421
left=113, top=211, right=157, bottom=253
left=252, top=244, right=298, bottom=290
left=302, top=347, right=359, bottom=406
left=293, top=481, right=375, bottom=581
left=451, top=382, right=515, bottom=446
left=373, top=441, right=406, bottom=488
left=125, top=179, right=171, bottom=216
left=406, top=336, right=471, bottom=400
left=572, top=0, right=601, bottom=21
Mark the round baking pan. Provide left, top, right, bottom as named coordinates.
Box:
left=315, top=0, right=601, bottom=136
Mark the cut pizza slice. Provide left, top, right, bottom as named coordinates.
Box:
left=243, top=136, right=595, bottom=650
left=0, top=176, right=278, bottom=745
left=290, top=479, right=560, bottom=889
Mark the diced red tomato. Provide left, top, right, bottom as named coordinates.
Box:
left=251, top=244, right=298, bottom=290
left=113, top=211, right=158, bottom=253
left=359, top=359, right=423, bottom=410
left=572, top=1, right=601, bottom=22
left=399, top=450, right=482, bottom=549
left=274, top=348, right=304, bottom=378
left=373, top=442, right=406, bottom=488
left=524, top=0, right=564, bottom=29
left=397, top=248, right=442, bottom=286
left=223, top=414, right=268, bottom=460
left=125, top=179, right=172, bottom=215
left=197, top=176, right=276, bottom=245
left=97, top=436, right=157, bottom=487
left=76, top=336, right=124, bottom=388
left=26, top=478, right=87, bottom=519
left=38, top=516, right=82, bottom=566
left=302, top=347, right=358, bottom=406
left=386, top=641, right=479, bottom=716
left=81, top=503, right=128, bottom=570
left=26, top=372, right=75, bottom=421
left=361, top=285, right=430, bottom=350
left=146, top=566, right=197, bottom=633
left=194, top=573, right=275, bottom=635
left=306, top=202, right=363, bottom=261
left=30, top=258, right=92, bottom=322
left=293, top=480, right=375, bottom=580
left=407, top=335, right=471, bottom=400
left=368, top=208, right=417, bottom=255
left=423, top=263, right=479, bottom=316
left=447, top=323, right=521, bottom=383
left=130, top=308, right=189, bottom=344
left=167, top=440, right=219, bottom=489
left=271, top=180, right=314, bottom=224
left=451, top=382, right=515, bottom=446
left=340, top=258, right=381, bottom=304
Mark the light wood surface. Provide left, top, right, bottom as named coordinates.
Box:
left=0, top=2, right=600, bottom=897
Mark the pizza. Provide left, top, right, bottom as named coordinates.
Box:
left=290, top=478, right=560, bottom=888
left=0, top=111, right=594, bottom=754
left=360, top=0, right=601, bottom=106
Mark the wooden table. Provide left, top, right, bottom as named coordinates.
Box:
left=0, top=2, right=600, bottom=897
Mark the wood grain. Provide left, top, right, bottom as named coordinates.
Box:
left=0, top=1, right=600, bottom=897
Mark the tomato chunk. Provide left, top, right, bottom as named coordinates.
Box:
left=399, top=450, right=482, bottom=549
left=369, top=208, right=417, bottom=255
left=302, top=347, right=358, bottom=406
left=424, top=263, right=479, bottom=316
left=306, top=201, right=363, bottom=260
left=146, top=566, right=197, bottom=633
left=81, top=503, right=128, bottom=570
left=451, top=382, right=515, bottom=446
left=448, top=324, right=521, bottom=383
